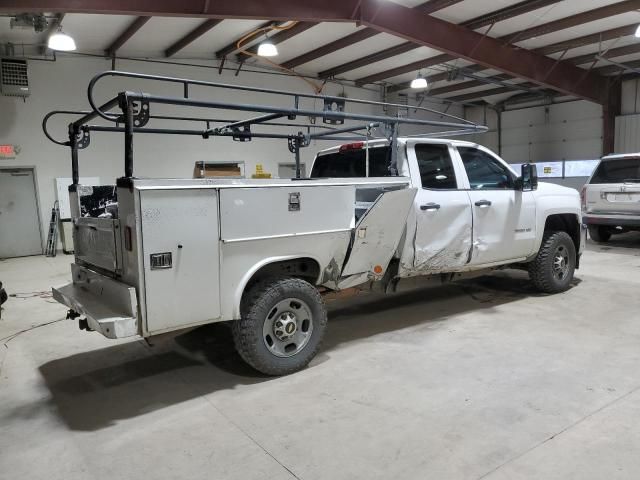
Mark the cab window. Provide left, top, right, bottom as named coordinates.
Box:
left=415, top=143, right=458, bottom=189
left=458, top=147, right=514, bottom=190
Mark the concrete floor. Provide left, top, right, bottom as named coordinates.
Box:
left=1, top=234, right=640, bottom=480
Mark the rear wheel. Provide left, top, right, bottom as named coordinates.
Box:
left=232, top=277, right=327, bottom=375
left=528, top=231, right=576, bottom=293
left=587, top=224, right=611, bottom=243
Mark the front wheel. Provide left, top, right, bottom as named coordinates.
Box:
left=528, top=231, right=576, bottom=294
left=587, top=224, right=611, bottom=243
left=232, top=277, right=327, bottom=375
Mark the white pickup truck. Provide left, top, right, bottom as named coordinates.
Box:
left=47, top=71, right=585, bottom=376
left=52, top=137, right=584, bottom=375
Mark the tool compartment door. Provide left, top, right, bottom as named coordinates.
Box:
left=341, top=188, right=417, bottom=277
left=140, top=188, right=221, bottom=334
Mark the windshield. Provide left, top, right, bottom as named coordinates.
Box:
left=591, top=158, right=640, bottom=183
left=310, top=146, right=392, bottom=178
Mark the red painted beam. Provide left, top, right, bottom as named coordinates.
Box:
left=105, top=16, right=150, bottom=57
left=280, top=0, right=463, bottom=70
left=165, top=18, right=222, bottom=57
left=359, top=1, right=607, bottom=103
left=0, top=0, right=363, bottom=22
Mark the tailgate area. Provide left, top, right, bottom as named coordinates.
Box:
left=52, top=263, right=138, bottom=339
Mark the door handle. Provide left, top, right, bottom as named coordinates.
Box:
left=420, top=203, right=441, bottom=211
left=474, top=200, right=492, bottom=207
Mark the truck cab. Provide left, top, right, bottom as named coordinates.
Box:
left=311, top=138, right=584, bottom=278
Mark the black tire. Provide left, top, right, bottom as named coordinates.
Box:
left=528, top=231, right=576, bottom=294
left=232, top=277, right=327, bottom=375
left=588, top=224, right=611, bottom=243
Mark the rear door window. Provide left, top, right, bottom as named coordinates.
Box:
left=415, top=143, right=458, bottom=189
left=310, top=146, right=392, bottom=178
left=590, top=158, right=640, bottom=183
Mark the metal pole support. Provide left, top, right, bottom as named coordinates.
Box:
left=68, top=125, right=79, bottom=185
left=119, top=93, right=135, bottom=178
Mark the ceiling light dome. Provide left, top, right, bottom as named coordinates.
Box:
left=257, top=41, right=278, bottom=57
left=410, top=72, right=428, bottom=89
left=48, top=28, right=76, bottom=51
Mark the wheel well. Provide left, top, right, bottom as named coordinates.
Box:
left=246, top=258, right=321, bottom=289
left=544, top=213, right=580, bottom=254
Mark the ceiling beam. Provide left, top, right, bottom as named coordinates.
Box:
left=237, top=22, right=317, bottom=58
left=499, top=0, right=640, bottom=44
left=165, top=19, right=222, bottom=57
left=0, top=0, right=363, bottom=22
left=570, top=43, right=640, bottom=67
left=105, top=16, right=150, bottom=57
left=535, top=24, right=639, bottom=56
left=215, top=21, right=273, bottom=59
left=354, top=0, right=562, bottom=84
left=319, top=42, right=422, bottom=78
left=447, top=83, right=538, bottom=103
left=429, top=74, right=512, bottom=96
left=280, top=0, right=463, bottom=70
left=384, top=4, right=640, bottom=97
left=359, top=0, right=607, bottom=103
left=404, top=29, right=640, bottom=97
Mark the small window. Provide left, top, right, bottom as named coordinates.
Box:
left=415, top=143, right=457, bottom=189
left=458, top=147, right=514, bottom=190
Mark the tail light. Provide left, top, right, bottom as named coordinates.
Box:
left=580, top=186, right=587, bottom=211
left=339, top=142, right=364, bottom=152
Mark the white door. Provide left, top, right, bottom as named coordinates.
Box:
left=399, top=142, right=473, bottom=275
left=0, top=169, right=43, bottom=258
left=455, top=146, right=536, bottom=266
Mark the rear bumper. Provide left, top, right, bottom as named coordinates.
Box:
left=582, top=214, right=640, bottom=227
left=52, top=263, right=139, bottom=339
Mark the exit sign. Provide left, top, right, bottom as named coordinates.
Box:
left=0, top=145, right=16, bottom=159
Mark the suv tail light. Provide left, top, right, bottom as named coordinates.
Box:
left=580, top=185, right=587, bottom=211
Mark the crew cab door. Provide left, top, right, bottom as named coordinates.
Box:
left=455, top=146, right=536, bottom=265
left=399, top=141, right=473, bottom=274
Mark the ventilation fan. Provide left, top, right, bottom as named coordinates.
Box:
left=1, top=58, right=30, bottom=97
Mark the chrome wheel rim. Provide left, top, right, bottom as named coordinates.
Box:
left=552, top=245, right=570, bottom=281
left=262, top=297, right=313, bottom=358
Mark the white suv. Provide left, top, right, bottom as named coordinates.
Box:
left=582, top=154, right=640, bottom=242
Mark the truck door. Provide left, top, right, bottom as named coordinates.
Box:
left=400, top=142, right=473, bottom=274
left=455, top=146, right=536, bottom=266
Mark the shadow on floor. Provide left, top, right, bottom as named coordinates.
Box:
left=587, top=231, right=640, bottom=255
left=31, top=270, right=576, bottom=432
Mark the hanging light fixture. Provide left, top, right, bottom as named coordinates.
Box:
left=257, top=37, right=278, bottom=57
left=48, top=27, right=76, bottom=51
left=635, top=24, right=640, bottom=38
left=410, top=72, right=428, bottom=89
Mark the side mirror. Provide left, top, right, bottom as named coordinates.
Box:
left=518, top=163, right=538, bottom=191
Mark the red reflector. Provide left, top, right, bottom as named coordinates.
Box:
left=339, top=142, right=365, bottom=152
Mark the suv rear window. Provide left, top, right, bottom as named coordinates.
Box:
left=591, top=158, right=640, bottom=183
left=310, top=146, right=392, bottom=178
